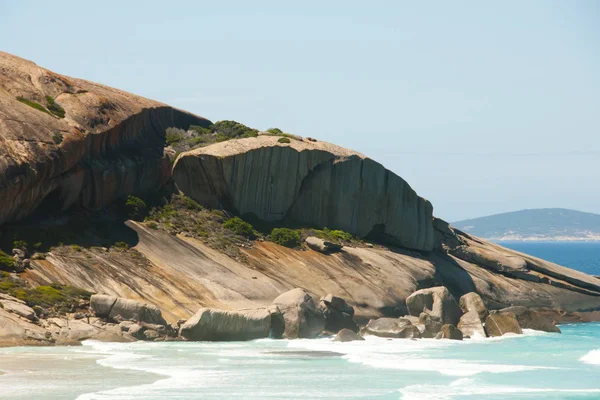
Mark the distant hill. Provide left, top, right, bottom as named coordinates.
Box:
left=452, top=208, right=600, bottom=241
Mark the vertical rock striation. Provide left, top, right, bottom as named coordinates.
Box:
left=173, top=136, right=434, bottom=251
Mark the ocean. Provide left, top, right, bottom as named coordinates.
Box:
left=1, top=242, right=599, bottom=400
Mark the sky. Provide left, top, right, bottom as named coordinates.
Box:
left=1, top=1, right=599, bottom=221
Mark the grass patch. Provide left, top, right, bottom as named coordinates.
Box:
left=16, top=96, right=50, bottom=115
left=45, top=96, right=65, bottom=118
left=0, top=275, right=91, bottom=314
left=113, top=241, right=129, bottom=251
left=277, top=137, right=291, bottom=144
left=270, top=228, right=301, bottom=248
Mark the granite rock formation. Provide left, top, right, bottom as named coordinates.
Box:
left=0, top=51, right=210, bottom=225
left=172, top=136, right=434, bottom=251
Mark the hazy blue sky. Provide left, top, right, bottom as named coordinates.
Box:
left=2, top=1, right=599, bottom=221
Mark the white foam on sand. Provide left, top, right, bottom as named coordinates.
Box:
left=398, top=377, right=600, bottom=400
left=580, top=349, right=600, bottom=365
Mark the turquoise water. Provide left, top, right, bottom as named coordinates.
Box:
left=1, top=325, right=599, bottom=399
left=1, top=241, right=600, bottom=399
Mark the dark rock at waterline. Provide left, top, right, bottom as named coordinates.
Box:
left=334, top=328, right=364, bottom=342
left=435, top=324, right=463, bottom=340
left=363, top=318, right=421, bottom=339
left=500, top=306, right=561, bottom=333
left=319, top=294, right=358, bottom=333
left=485, top=311, right=523, bottom=337
left=272, top=288, right=325, bottom=339
left=418, top=312, right=443, bottom=338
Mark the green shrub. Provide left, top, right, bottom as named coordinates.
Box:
left=71, top=244, right=82, bottom=252
left=166, top=131, right=184, bottom=145
left=0, top=271, right=10, bottom=279
left=16, top=96, right=50, bottom=115
left=33, top=242, right=42, bottom=251
left=277, top=137, right=291, bottom=144
left=183, top=196, right=203, bottom=211
left=270, top=228, right=301, bottom=248
left=13, top=240, right=28, bottom=249
left=319, top=227, right=353, bottom=242
left=113, top=242, right=129, bottom=250
left=223, top=217, right=256, bottom=238
left=267, top=128, right=283, bottom=135
left=212, top=120, right=258, bottom=139
left=0, top=251, right=14, bottom=271
left=125, top=195, right=147, bottom=221
left=45, top=96, right=65, bottom=118
left=146, top=221, right=158, bottom=230
left=52, top=132, right=63, bottom=144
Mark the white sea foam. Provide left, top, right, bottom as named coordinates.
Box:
left=399, top=377, right=600, bottom=400
left=286, top=335, right=555, bottom=377
left=580, top=349, right=600, bottom=365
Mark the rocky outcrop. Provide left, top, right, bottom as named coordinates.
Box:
left=436, top=324, right=463, bottom=340
left=172, top=136, right=434, bottom=251
left=334, top=328, right=364, bottom=342
left=406, top=286, right=462, bottom=325
left=272, top=288, right=325, bottom=339
left=179, top=307, right=284, bottom=341
left=457, top=310, right=486, bottom=338
left=363, top=318, right=421, bottom=339
left=90, top=294, right=167, bottom=326
left=459, top=292, right=488, bottom=321
left=500, top=306, right=561, bottom=333
left=0, top=51, right=210, bottom=225
left=484, top=311, right=523, bottom=337
left=319, top=294, right=358, bottom=333
left=305, top=237, right=343, bottom=254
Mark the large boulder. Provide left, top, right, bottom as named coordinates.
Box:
left=272, top=288, right=325, bottom=339
left=0, top=308, right=51, bottom=346
left=363, top=318, right=421, bottom=339
left=459, top=292, right=488, bottom=321
left=172, top=136, right=434, bottom=251
left=319, top=294, right=358, bottom=333
left=485, top=311, right=523, bottom=337
left=334, top=328, right=364, bottom=342
left=179, top=307, right=283, bottom=341
left=305, top=237, right=343, bottom=254
left=457, top=310, right=487, bottom=338
left=406, top=286, right=462, bottom=325
left=435, top=324, right=463, bottom=340
left=90, top=294, right=167, bottom=326
left=500, top=306, right=561, bottom=333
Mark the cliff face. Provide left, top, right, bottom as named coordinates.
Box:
left=173, top=136, right=435, bottom=251
left=0, top=51, right=210, bottom=224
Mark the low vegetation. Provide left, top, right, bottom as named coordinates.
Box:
left=223, top=217, right=257, bottom=239
left=0, top=274, right=90, bottom=314
left=45, top=96, right=65, bottom=118
left=0, top=250, right=14, bottom=272
left=16, top=96, right=66, bottom=118
left=277, top=137, right=291, bottom=144
left=16, top=96, right=50, bottom=115
left=52, top=132, right=64, bottom=145
left=165, top=120, right=259, bottom=154
left=124, top=195, right=147, bottom=221
left=270, top=228, right=301, bottom=248
left=314, top=227, right=353, bottom=243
